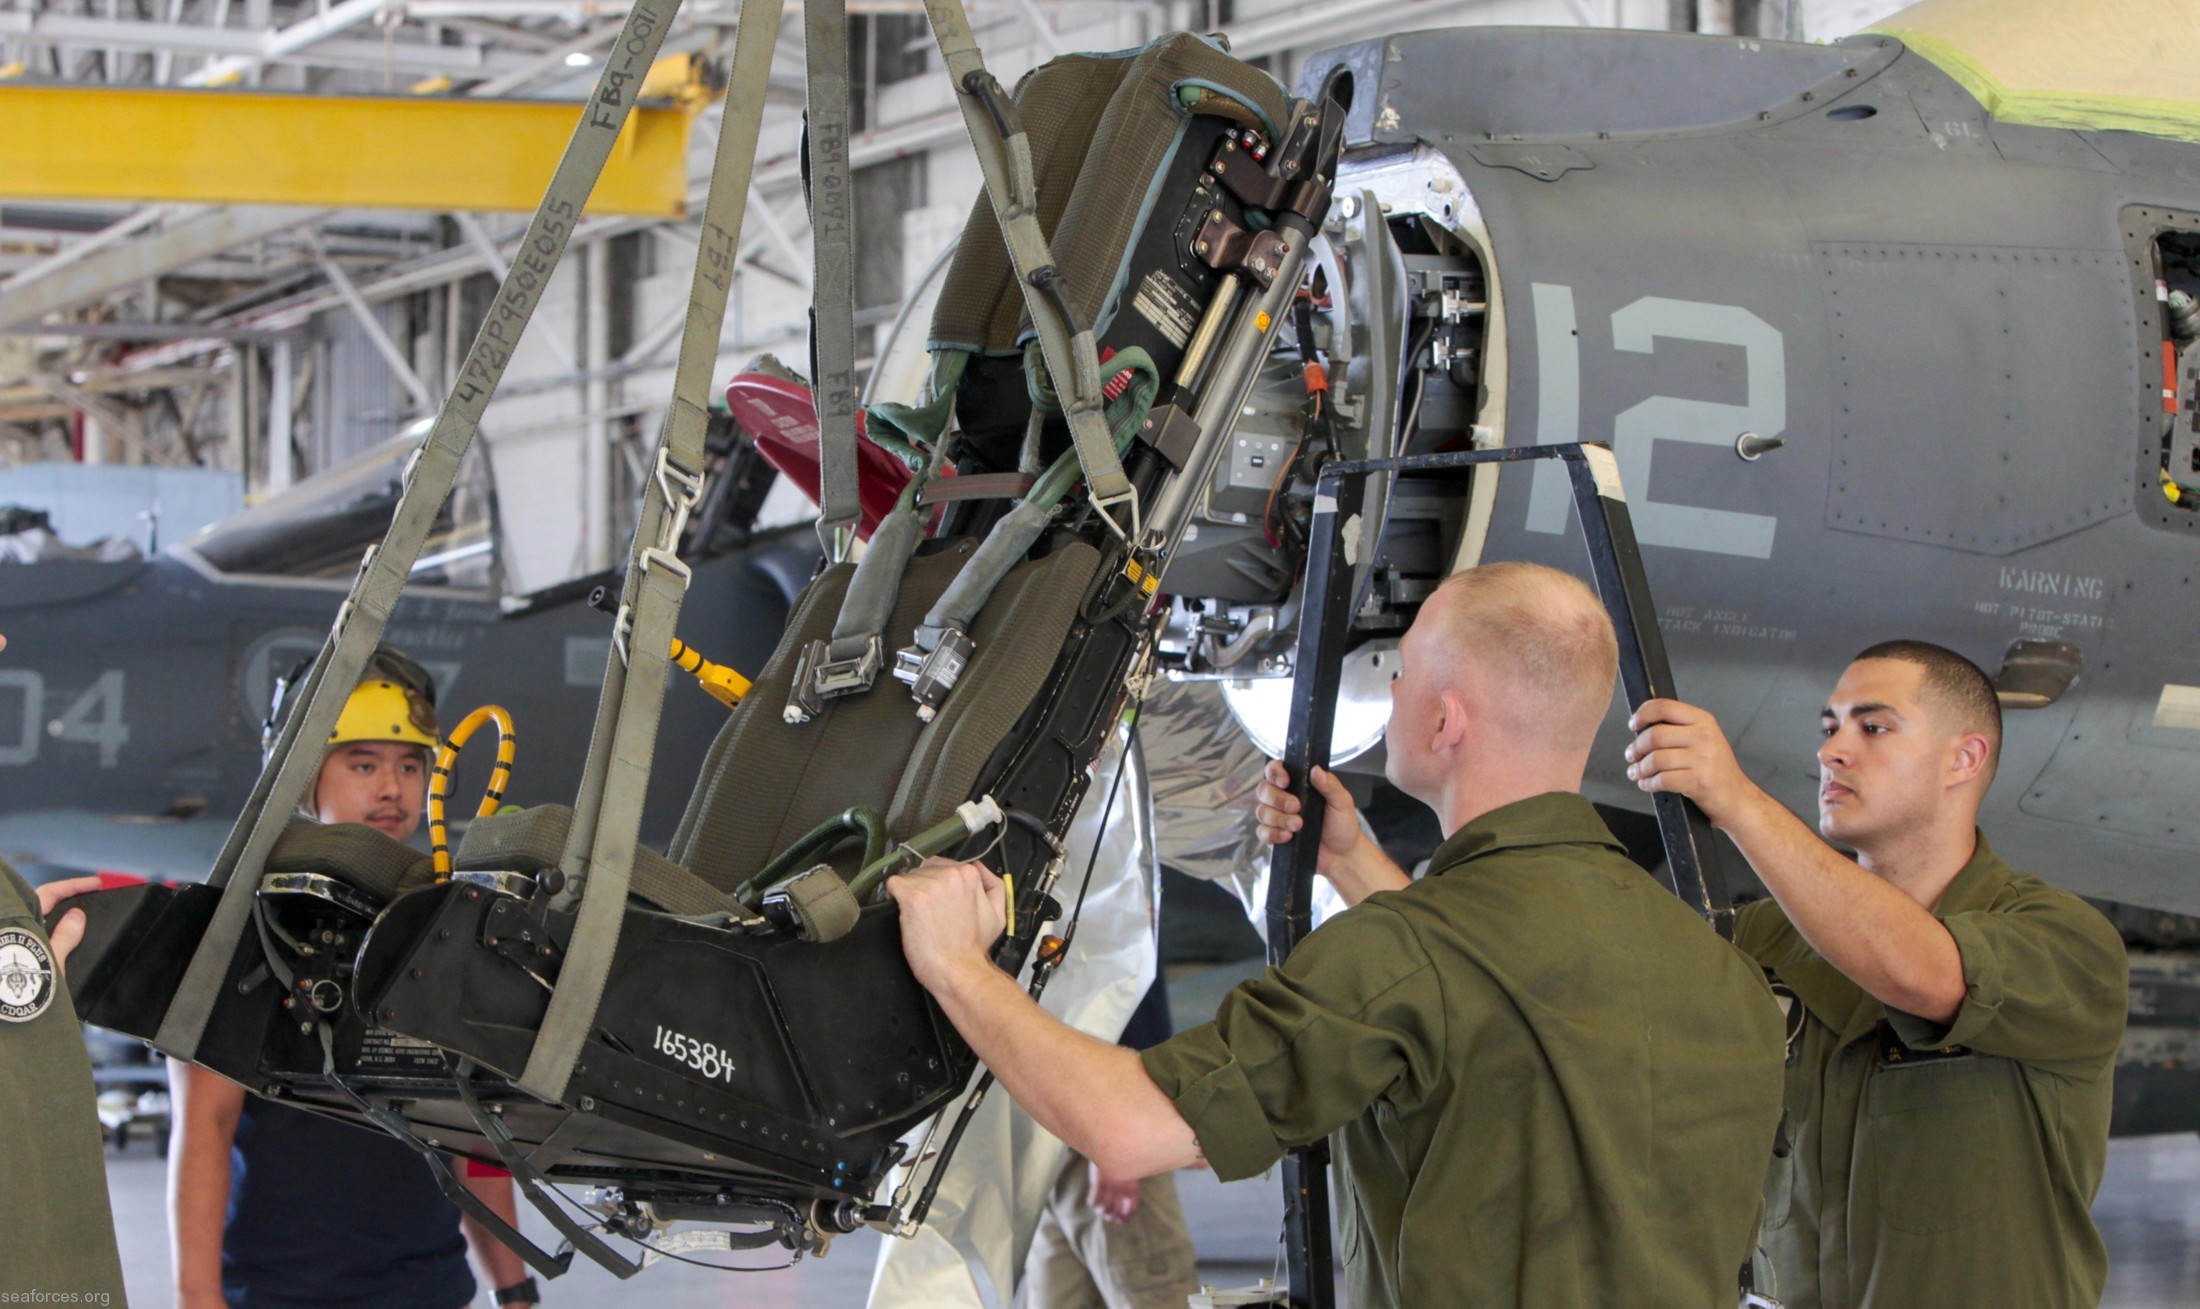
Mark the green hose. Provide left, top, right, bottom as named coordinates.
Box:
left=846, top=805, right=997, bottom=904
left=733, top=806, right=888, bottom=908
left=866, top=350, right=971, bottom=470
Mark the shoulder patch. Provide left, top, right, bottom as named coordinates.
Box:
left=0, top=926, right=56, bottom=1023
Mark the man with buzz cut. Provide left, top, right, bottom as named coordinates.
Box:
left=1626, top=640, right=2129, bottom=1309
left=890, top=562, right=1788, bottom=1309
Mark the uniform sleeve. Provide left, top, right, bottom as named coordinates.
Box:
left=1886, top=887, right=2128, bottom=1067
left=1733, top=899, right=1795, bottom=968
left=0, top=856, right=41, bottom=926
left=1140, top=900, right=1443, bottom=1182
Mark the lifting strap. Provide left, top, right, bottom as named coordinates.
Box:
left=917, top=0, right=1133, bottom=522
left=152, top=0, right=686, bottom=1063
left=806, top=0, right=862, bottom=555
left=520, top=0, right=786, bottom=1104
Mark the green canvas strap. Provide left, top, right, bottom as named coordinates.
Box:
left=806, top=0, right=861, bottom=554
left=520, top=0, right=787, bottom=1104
left=781, top=0, right=893, bottom=720
left=152, top=0, right=685, bottom=1063
left=917, top=0, right=1133, bottom=523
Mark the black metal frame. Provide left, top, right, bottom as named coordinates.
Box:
left=1265, top=442, right=1734, bottom=1308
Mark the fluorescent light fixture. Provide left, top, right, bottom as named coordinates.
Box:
left=565, top=52, right=593, bottom=67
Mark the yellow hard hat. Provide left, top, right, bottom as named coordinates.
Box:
left=328, top=677, right=439, bottom=752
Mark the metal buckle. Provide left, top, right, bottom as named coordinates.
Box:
left=329, top=543, right=379, bottom=638
left=1090, top=483, right=1141, bottom=545
left=610, top=600, right=636, bottom=667
left=783, top=635, right=883, bottom=724
left=640, top=448, right=703, bottom=582
left=891, top=628, right=975, bottom=722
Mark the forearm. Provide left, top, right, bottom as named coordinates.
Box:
left=168, top=1065, right=239, bottom=1297
left=1324, top=837, right=1411, bottom=907
left=459, top=1173, right=529, bottom=1293
left=930, top=961, right=1200, bottom=1180
left=1726, top=791, right=1966, bottom=1021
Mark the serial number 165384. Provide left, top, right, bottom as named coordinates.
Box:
left=654, top=1024, right=737, bottom=1083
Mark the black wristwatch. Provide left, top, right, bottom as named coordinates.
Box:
left=494, top=1278, right=539, bottom=1306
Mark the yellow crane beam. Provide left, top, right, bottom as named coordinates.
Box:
left=0, top=82, right=694, bottom=217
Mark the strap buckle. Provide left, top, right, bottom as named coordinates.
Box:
left=892, top=627, right=976, bottom=722
left=610, top=600, right=635, bottom=667
left=639, top=447, right=704, bottom=582
left=1090, top=483, right=1141, bottom=545
left=784, top=634, right=883, bottom=724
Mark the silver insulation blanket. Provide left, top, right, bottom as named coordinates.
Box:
left=1142, top=676, right=1347, bottom=938
left=866, top=727, right=1159, bottom=1309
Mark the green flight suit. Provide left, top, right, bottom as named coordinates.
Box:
left=1738, top=833, right=2127, bottom=1309
left=1141, top=793, right=1788, bottom=1309
left=0, top=860, right=128, bottom=1305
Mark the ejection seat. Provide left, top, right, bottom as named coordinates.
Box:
left=57, top=29, right=1345, bottom=1269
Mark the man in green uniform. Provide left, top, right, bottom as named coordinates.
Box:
left=890, top=562, right=1787, bottom=1308
left=0, top=630, right=130, bottom=1305
left=1624, top=640, right=2128, bottom=1308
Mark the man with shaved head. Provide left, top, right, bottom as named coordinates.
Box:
left=891, top=562, right=1787, bottom=1308
left=1627, top=642, right=2127, bottom=1309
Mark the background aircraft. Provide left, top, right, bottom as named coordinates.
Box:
left=0, top=414, right=815, bottom=878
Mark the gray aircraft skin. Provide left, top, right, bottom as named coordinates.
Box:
left=0, top=435, right=813, bottom=878
left=1153, top=24, right=2200, bottom=1135
left=1249, top=25, right=2200, bottom=915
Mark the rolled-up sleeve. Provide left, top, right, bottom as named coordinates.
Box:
left=1886, top=889, right=2127, bottom=1067
left=1140, top=901, right=1441, bottom=1181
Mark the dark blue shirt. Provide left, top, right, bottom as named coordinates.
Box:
left=223, top=1096, right=476, bottom=1309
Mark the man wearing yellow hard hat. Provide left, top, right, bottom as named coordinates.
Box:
left=300, top=657, right=440, bottom=839
left=168, top=647, right=538, bottom=1309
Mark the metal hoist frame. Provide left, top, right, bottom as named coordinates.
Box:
left=1265, top=442, right=1736, bottom=1309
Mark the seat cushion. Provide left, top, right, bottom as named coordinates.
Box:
left=266, top=821, right=434, bottom=902
left=457, top=803, right=740, bottom=920
left=671, top=539, right=979, bottom=891
left=887, top=540, right=1103, bottom=835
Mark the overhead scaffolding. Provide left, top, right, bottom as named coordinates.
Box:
left=0, top=81, right=696, bottom=216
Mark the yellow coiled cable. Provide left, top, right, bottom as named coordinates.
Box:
left=429, top=704, right=516, bottom=879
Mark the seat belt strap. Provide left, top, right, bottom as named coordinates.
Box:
left=916, top=0, right=1133, bottom=516
left=782, top=0, right=898, bottom=720
left=152, top=0, right=685, bottom=1062
left=807, top=0, right=862, bottom=555
left=518, top=0, right=787, bottom=1103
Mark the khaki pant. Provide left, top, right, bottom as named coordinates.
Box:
left=1017, top=1153, right=1200, bottom=1309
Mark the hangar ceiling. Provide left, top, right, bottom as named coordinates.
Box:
left=0, top=0, right=1891, bottom=585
